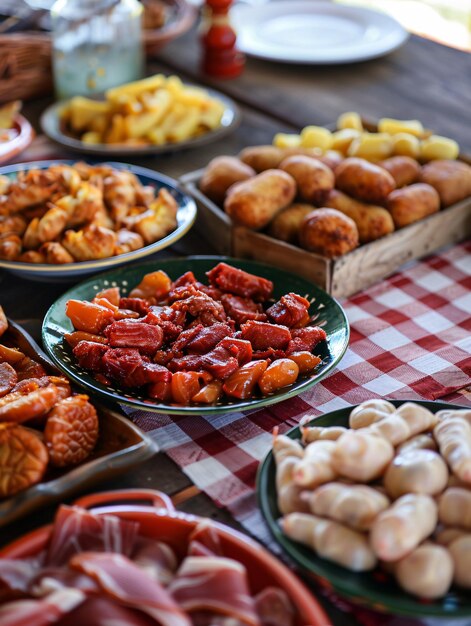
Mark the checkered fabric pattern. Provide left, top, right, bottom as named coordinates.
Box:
left=130, top=240, right=471, bottom=509
left=128, top=240, right=471, bottom=626
left=13, top=141, right=471, bottom=626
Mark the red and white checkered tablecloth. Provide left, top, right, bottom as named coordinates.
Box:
left=11, top=140, right=471, bottom=625
left=127, top=239, right=471, bottom=626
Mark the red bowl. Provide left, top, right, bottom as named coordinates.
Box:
left=0, top=489, right=330, bottom=626
left=0, top=114, right=35, bottom=164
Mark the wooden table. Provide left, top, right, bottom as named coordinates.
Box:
left=1, top=25, right=470, bottom=625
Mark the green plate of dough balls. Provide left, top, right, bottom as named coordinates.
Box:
left=257, top=399, right=471, bottom=618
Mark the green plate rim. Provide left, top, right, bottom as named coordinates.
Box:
left=42, top=255, right=349, bottom=416
left=257, top=399, right=471, bottom=618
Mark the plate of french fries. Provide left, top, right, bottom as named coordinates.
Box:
left=40, top=74, right=240, bottom=156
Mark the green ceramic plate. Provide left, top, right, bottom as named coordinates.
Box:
left=42, top=256, right=349, bottom=416
left=257, top=399, right=471, bottom=618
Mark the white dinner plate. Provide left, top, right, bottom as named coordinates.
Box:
left=231, top=1, right=409, bottom=64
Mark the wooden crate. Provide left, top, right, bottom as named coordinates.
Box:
left=180, top=168, right=471, bottom=299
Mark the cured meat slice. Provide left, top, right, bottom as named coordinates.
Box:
left=169, top=557, right=260, bottom=626
left=72, top=341, right=108, bottom=371
left=266, top=294, right=310, bottom=328
left=254, top=588, right=295, bottom=626
left=188, top=523, right=223, bottom=558
left=132, top=539, right=178, bottom=586
left=171, top=288, right=226, bottom=326
left=70, top=552, right=191, bottom=626
left=240, top=322, right=291, bottom=352
left=186, top=324, right=233, bottom=355
left=0, top=588, right=85, bottom=626
left=119, top=298, right=151, bottom=316
left=220, top=294, right=267, bottom=326
left=45, top=506, right=139, bottom=567
left=286, top=326, right=327, bottom=354
left=191, top=612, right=246, bottom=626
left=206, top=263, right=273, bottom=302
left=57, top=596, right=158, bottom=626
left=0, top=556, right=44, bottom=599
left=105, top=321, right=163, bottom=354
left=217, top=338, right=252, bottom=365
left=29, top=567, right=98, bottom=597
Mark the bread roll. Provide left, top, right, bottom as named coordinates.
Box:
left=224, top=170, right=296, bottom=230
left=335, top=157, right=396, bottom=203
left=200, top=156, right=255, bottom=205
left=420, top=159, right=471, bottom=207
left=268, top=204, right=314, bottom=243
left=379, top=156, right=420, bottom=187
left=279, top=156, right=334, bottom=204
left=324, top=190, right=394, bottom=243
left=387, top=183, right=440, bottom=228
left=384, top=449, right=448, bottom=498
left=299, top=208, right=359, bottom=258
left=394, top=543, right=453, bottom=599
left=332, top=430, right=394, bottom=482
left=370, top=494, right=437, bottom=561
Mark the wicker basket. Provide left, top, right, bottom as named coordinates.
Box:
left=0, top=0, right=196, bottom=104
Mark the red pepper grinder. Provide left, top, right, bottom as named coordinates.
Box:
left=201, top=0, right=245, bottom=79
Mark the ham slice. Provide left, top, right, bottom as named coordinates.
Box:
left=69, top=552, right=191, bottom=626
left=57, top=596, right=158, bottom=626
left=0, top=588, right=85, bottom=626
left=132, top=539, right=178, bottom=586
left=169, top=557, right=260, bottom=626
left=0, top=556, right=44, bottom=599
left=192, top=611, right=247, bottom=626
left=29, top=567, right=98, bottom=597
left=254, top=588, right=295, bottom=626
left=188, top=523, right=223, bottom=558
left=46, top=506, right=139, bottom=566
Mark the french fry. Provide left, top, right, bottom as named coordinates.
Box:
left=104, top=114, right=126, bottom=143
left=198, top=101, right=225, bottom=130
left=167, top=107, right=200, bottom=143
left=68, top=97, right=110, bottom=132
left=61, top=73, right=226, bottom=147
left=106, top=74, right=166, bottom=101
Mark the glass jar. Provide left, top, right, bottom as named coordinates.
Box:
left=51, top=0, right=144, bottom=100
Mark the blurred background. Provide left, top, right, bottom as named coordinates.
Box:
left=336, top=0, right=471, bottom=50
left=2, top=0, right=471, bottom=51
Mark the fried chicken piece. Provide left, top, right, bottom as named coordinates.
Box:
left=0, top=233, right=21, bottom=260
left=0, top=215, right=26, bottom=237
left=37, top=205, right=68, bottom=243
left=17, top=250, right=46, bottom=263
left=56, top=182, right=104, bottom=228
left=113, top=229, right=144, bottom=255
left=22, top=218, right=41, bottom=249
left=47, top=164, right=82, bottom=194
left=103, top=171, right=138, bottom=223
left=3, top=169, right=58, bottom=212
left=39, top=241, right=75, bottom=264
left=90, top=206, right=114, bottom=230
left=124, top=188, right=178, bottom=244
left=62, top=224, right=117, bottom=261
